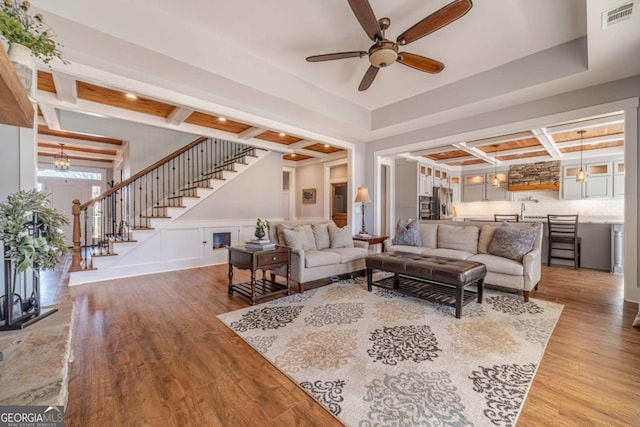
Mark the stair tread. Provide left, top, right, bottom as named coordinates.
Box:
left=167, top=195, right=200, bottom=200
left=141, top=215, right=171, bottom=219
left=132, top=226, right=155, bottom=230
left=112, top=239, right=138, bottom=243
left=91, top=253, right=118, bottom=257
left=180, top=186, right=213, bottom=191
left=153, top=205, right=186, bottom=209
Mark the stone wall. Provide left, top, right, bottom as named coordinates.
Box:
left=508, top=160, right=560, bottom=191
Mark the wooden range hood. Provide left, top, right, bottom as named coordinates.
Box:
left=507, top=161, right=561, bottom=191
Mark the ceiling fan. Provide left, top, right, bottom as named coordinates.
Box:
left=306, top=0, right=473, bottom=91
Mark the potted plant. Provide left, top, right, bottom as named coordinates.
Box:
left=0, top=189, right=68, bottom=274
left=0, top=0, right=66, bottom=63
left=255, top=218, right=270, bottom=240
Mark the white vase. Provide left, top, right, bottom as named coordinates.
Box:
left=7, top=43, right=34, bottom=96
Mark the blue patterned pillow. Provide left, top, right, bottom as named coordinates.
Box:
left=488, top=224, right=538, bottom=261
left=392, top=219, right=422, bottom=246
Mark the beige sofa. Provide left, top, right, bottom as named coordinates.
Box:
left=384, top=220, right=543, bottom=301
left=268, top=220, right=369, bottom=292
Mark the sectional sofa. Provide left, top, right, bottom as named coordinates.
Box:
left=384, top=219, right=543, bottom=301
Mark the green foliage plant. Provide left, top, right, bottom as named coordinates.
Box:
left=0, top=189, right=68, bottom=274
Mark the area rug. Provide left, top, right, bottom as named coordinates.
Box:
left=0, top=303, right=74, bottom=406
left=218, top=278, right=563, bottom=426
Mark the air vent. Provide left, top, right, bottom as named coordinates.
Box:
left=602, top=2, right=634, bottom=29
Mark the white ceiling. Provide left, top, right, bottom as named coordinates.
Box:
left=29, top=0, right=640, bottom=148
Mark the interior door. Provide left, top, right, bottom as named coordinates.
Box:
left=47, top=179, right=93, bottom=246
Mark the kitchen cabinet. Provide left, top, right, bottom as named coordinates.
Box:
left=418, top=164, right=433, bottom=196
left=450, top=176, right=461, bottom=202
left=462, top=173, right=509, bottom=202
left=613, top=161, right=624, bottom=198
left=563, top=162, right=612, bottom=199
left=434, top=168, right=448, bottom=187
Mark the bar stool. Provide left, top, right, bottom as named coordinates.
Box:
left=547, top=214, right=581, bottom=269
left=494, top=214, right=519, bottom=222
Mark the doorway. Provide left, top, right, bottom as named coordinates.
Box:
left=331, top=183, right=348, bottom=227
left=46, top=179, right=94, bottom=246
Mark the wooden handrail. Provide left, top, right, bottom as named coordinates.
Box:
left=78, top=136, right=207, bottom=210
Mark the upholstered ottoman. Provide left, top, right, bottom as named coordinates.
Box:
left=366, top=251, right=487, bottom=318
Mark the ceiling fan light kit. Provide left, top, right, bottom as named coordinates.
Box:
left=306, top=0, right=473, bottom=91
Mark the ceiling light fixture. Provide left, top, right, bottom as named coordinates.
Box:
left=53, top=143, right=70, bottom=171
left=125, top=93, right=138, bottom=100
left=324, top=144, right=330, bottom=148
left=279, top=132, right=286, bottom=137
left=492, top=145, right=500, bottom=187
left=218, top=117, right=227, bottom=122
left=576, top=130, right=586, bottom=182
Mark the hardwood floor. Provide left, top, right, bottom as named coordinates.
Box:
left=40, top=261, right=640, bottom=426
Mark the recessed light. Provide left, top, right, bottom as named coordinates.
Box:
left=279, top=132, right=286, bottom=137
left=290, top=153, right=296, bottom=157
left=218, top=117, right=227, bottom=122
left=125, top=93, right=138, bottom=100
left=324, top=144, right=330, bottom=148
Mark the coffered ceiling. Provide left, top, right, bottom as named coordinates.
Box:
left=28, top=0, right=640, bottom=168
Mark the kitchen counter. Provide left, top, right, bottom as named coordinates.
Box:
left=456, top=215, right=623, bottom=224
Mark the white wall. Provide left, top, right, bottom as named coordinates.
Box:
left=177, top=152, right=283, bottom=221
left=296, top=162, right=324, bottom=218
left=58, top=110, right=199, bottom=176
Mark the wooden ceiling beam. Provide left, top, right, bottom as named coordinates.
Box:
left=51, top=72, right=78, bottom=103
left=237, top=126, right=264, bottom=140
left=547, top=113, right=625, bottom=134
left=38, top=103, right=61, bottom=130
left=166, top=107, right=194, bottom=126
left=531, top=128, right=562, bottom=159
left=38, top=134, right=123, bottom=151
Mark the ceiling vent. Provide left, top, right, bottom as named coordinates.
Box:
left=602, top=2, right=635, bottom=29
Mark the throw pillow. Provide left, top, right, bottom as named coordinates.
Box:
left=282, top=228, right=304, bottom=250
left=311, top=223, right=331, bottom=250
left=328, top=224, right=354, bottom=249
left=478, top=224, right=499, bottom=254
left=419, top=223, right=438, bottom=249
left=276, top=224, right=294, bottom=245
left=488, top=223, right=539, bottom=261
left=392, top=219, right=422, bottom=246
left=437, top=224, right=479, bottom=254
left=295, top=224, right=317, bottom=251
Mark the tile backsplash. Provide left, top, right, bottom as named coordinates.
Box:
left=453, top=190, right=624, bottom=220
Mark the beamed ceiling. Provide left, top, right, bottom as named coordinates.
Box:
left=36, top=69, right=625, bottom=170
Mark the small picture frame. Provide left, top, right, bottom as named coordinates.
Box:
left=302, top=188, right=316, bottom=204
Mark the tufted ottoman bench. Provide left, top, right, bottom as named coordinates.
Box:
left=365, top=251, right=487, bottom=318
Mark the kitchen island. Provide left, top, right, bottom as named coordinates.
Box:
left=457, top=215, right=623, bottom=272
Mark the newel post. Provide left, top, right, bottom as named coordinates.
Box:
left=69, top=199, right=83, bottom=272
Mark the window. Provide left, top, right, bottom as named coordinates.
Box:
left=38, top=169, right=102, bottom=180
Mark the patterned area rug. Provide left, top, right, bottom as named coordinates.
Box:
left=218, top=279, right=563, bottom=426
left=0, top=304, right=74, bottom=406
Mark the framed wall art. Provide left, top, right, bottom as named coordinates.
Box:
left=302, top=188, right=316, bottom=204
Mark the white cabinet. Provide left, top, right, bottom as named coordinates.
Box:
left=418, top=164, right=433, bottom=196
left=434, top=168, right=448, bottom=188
left=450, top=176, right=461, bottom=202
left=562, top=162, right=612, bottom=199
left=613, top=161, right=624, bottom=198
left=462, top=174, right=485, bottom=202
left=462, top=173, right=509, bottom=202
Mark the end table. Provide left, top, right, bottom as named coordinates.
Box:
left=228, top=245, right=291, bottom=305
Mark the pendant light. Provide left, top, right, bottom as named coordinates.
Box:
left=53, top=143, right=70, bottom=171
left=576, top=130, right=586, bottom=182
left=491, top=144, right=500, bottom=187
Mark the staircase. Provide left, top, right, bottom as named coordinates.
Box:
left=68, top=137, right=267, bottom=284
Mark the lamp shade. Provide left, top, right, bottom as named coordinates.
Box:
left=355, top=186, right=371, bottom=203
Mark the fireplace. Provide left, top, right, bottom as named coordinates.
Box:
left=212, top=232, right=231, bottom=249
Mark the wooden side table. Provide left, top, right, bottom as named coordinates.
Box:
left=352, top=235, right=389, bottom=252
left=228, top=245, right=291, bottom=305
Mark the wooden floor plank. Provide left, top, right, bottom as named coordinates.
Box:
left=37, top=260, right=640, bottom=426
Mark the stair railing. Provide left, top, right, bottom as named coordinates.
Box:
left=70, top=137, right=257, bottom=272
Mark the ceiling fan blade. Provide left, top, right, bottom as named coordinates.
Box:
left=396, top=0, right=473, bottom=46
left=306, top=51, right=368, bottom=62
left=358, top=65, right=379, bottom=91
left=397, top=52, right=444, bottom=74
left=347, top=0, right=382, bottom=41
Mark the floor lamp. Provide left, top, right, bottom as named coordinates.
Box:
left=355, top=186, right=371, bottom=235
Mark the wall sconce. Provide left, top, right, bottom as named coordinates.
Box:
left=354, top=185, right=371, bottom=235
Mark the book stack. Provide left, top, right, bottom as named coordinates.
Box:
left=245, top=239, right=276, bottom=250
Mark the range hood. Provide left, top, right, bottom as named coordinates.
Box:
left=508, top=161, right=560, bottom=191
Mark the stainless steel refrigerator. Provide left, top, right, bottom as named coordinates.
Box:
left=433, top=187, right=453, bottom=219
